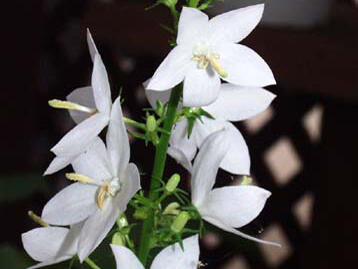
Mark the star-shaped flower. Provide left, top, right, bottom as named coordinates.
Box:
left=191, top=129, right=280, bottom=246
left=146, top=83, right=276, bottom=174
left=22, top=223, right=82, bottom=269
left=44, top=30, right=113, bottom=175
left=111, top=235, right=199, bottom=269
left=41, top=98, right=141, bottom=261
left=147, top=4, right=275, bottom=107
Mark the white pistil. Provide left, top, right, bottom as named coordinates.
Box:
left=48, top=99, right=97, bottom=114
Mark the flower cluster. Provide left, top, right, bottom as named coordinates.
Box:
left=22, top=2, right=279, bottom=269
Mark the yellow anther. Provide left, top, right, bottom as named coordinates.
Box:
left=192, top=55, right=209, bottom=69
left=65, top=173, right=95, bottom=184
left=192, top=53, right=228, bottom=78
left=207, top=53, right=228, bottom=78
left=96, top=181, right=111, bottom=210
left=48, top=99, right=96, bottom=114
left=241, top=176, right=253, bottom=185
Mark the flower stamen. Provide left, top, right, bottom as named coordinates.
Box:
left=96, top=181, right=111, bottom=210
left=192, top=53, right=228, bottom=78
left=48, top=99, right=97, bottom=114
left=65, top=173, right=98, bottom=184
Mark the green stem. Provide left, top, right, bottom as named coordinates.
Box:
left=123, top=117, right=146, bottom=130
left=188, top=0, right=200, bottom=8
left=84, top=258, right=101, bottom=269
left=137, top=84, right=182, bottom=266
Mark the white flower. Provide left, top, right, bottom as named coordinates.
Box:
left=191, top=129, right=280, bottom=247
left=111, top=235, right=199, bottom=269
left=147, top=4, right=275, bottom=107
left=146, top=83, right=276, bottom=174
left=22, top=223, right=82, bottom=269
left=44, top=30, right=113, bottom=175
left=41, top=98, right=141, bottom=261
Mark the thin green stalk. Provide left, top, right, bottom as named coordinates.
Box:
left=137, top=84, right=182, bottom=266
left=188, top=0, right=200, bottom=8
left=84, top=258, right=101, bottom=269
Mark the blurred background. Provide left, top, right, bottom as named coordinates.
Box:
left=1, top=0, right=358, bottom=268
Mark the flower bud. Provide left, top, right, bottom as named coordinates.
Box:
left=151, top=132, right=160, bottom=146
left=163, top=202, right=180, bottom=215
left=146, top=115, right=157, bottom=133
left=171, top=211, right=190, bottom=233
left=156, top=100, right=164, bottom=117
left=165, top=174, right=180, bottom=193
left=116, top=214, right=128, bottom=229
left=133, top=208, right=149, bottom=220
left=112, top=232, right=125, bottom=246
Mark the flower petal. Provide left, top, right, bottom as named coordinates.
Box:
left=51, top=112, right=109, bottom=157
left=27, top=257, right=71, bottom=269
left=170, top=120, right=197, bottom=162
left=71, top=137, right=112, bottom=180
left=195, top=119, right=250, bottom=175
left=191, top=129, right=229, bottom=207
left=77, top=164, right=140, bottom=262
left=111, top=245, right=144, bottom=269
left=200, top=186, right=271, bottom=228
left=183, top=62, right=221, bottom=107
left=87, top=29, right=99, bottom=62
left=92, top=54, right=112, bottom=114
left=203, top=215, right=281, bottom=247
left=67, top=86, right=96, bottom=124
left=208, top=4, right=264, bottom=44
left=151, top=235, right=200, bottom=269
left=204, top=84, right=276, bottom=121
left=167, top=146, right=193, bottom=172
left=217, top=43, right=275, bottom=87
left=22, top=227, right=72, bottom=262
left=106, top=97, right=130, bottom=177
left=145, top=88, right=172, bottom=109
left=177, top=7, right=209, bottom=46
left=116, top=163, right=141, bottom=210
left=44, top=155, right=74, bottom=175
left=42, top=183, right=97, bottom=225
left=220, top=124, right=250, bottom=175
left=147, top=45, right=192, bottom=91
left=77, top=202, right=119, bottom=262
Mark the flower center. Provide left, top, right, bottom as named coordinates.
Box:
left=65, top=173, right=121, bottom=210
left=192, top=43, right=227, bottom=78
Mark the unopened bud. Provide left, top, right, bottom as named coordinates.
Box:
left=28, top=211, right=49, bottom=227
left=171, top=211, right=190, bottom=233
left=163, top=202, right=180, bottom=215
left=165, top=174, right=180, bottom=193
left=133, top=208, right=149, bottom=220
left=151, top=132, right=160, bottom=146
left=241, top=176, right=252, bottom=185
left=146, top=115, right=157, bottom=133
left=156, top=101, right=164, bottom=117
left=112, top=232, right=125, bottom=246
left=116, top=214, right=128, bottom=229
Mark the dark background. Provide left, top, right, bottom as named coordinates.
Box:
left=1, top=0, right=358, bottom=268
